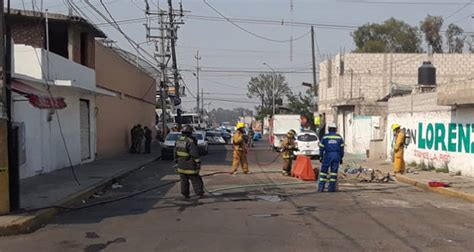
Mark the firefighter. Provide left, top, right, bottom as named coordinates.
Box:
left=230, top=122, right=249, bottom=175
left=280, top=129, right=297, bottom=176
left=318, top=123, right=344, bottom=192
left=392, top=124, right=406, bottom=174
left=175, top=125, right=204, bottom=199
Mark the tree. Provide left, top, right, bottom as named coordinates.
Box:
left=420, top=15, right=444, bottom=53
left=286, top=89, right=315, bottom=129
left=446, top=23, right=465, bottom=53
left=247, top=73, right=291, bottom=119
left=351, top=18, right=421, bottom=53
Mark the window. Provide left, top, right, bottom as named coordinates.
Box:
left=297, top=134, right=318, bottom=142
left=48, top=23, right=68, bottom=58
left=192, top=134, right=203, bottom=140
left=166, top=133, right=181, bottom=141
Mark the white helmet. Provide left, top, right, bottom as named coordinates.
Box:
left=328, top=123, right=337, bottom=129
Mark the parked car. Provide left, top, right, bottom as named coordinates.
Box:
left=294, top=131, right=320, bottom=159
left=161, top=132, right=181, bottom=160
left=205, top=131, right=226, bottom=145
left=161, top=131, right=209, bottom=160
left=193, top=131, right=209, bottom=155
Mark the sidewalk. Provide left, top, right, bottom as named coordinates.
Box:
left=0, top=143, right=161, bottom=236
left=353, top=156, right=474, bottom=203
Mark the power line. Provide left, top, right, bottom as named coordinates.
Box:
left=335, top=1, right=470, bottom=5
left=444, top=0, right=473, bottom=21
left=202, top=0, right=311, bottom=43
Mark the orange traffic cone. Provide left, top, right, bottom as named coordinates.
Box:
left=291, top=155, right=316, bottom=181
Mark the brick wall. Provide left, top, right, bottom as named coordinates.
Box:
left=11, top=19, right=44, bottom=48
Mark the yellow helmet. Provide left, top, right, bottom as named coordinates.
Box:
left=236, top=122, right=245, bottom=129
left=392, top=124, right=401, bottom=131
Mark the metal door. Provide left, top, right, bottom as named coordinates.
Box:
left=79, top=99, right=91, bottom=161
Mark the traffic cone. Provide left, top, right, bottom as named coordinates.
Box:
left=291, top=155, right=316, bottom=181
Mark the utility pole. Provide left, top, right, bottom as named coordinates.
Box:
left=311, top=26, right=318, bottom=98
left=201, top=88, right=204, bottom=117
left=0, top=0, right=10, bottom=214
left=195, top=50, right=201, bottom=116
left=1, top=0, right=17, bottom=213
left=159, top=10, right=168, bottom=136
left=167, top=0, right=182, bottom=129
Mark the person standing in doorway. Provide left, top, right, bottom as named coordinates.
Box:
left=144, top=126, right=152, bottom=154
left=130, top=125, right=138, bottom=153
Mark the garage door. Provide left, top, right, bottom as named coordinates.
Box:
left=79, top=99, right=91, bottom=161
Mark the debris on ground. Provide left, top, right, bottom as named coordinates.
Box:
left=428, top=181, right=450, bottom=187
left=111, top=183, right=123, bottom=189
left=341, top=166, right=393, bottom=183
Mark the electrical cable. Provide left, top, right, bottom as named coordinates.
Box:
left=444, top=0, right=473, bottom=22
left=202, top=0, right=311, bottom=43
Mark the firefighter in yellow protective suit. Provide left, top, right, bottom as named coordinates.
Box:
left=392, top=124, right=406, bottom=174
left=280, top=129, right=297, bottom=176
left=230, top=122, right=249, bottom=175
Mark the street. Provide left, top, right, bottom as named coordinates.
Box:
left=1, top=142, right=474, bottom=252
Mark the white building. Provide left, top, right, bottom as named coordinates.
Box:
left=8, top=10, right=113, bottom=178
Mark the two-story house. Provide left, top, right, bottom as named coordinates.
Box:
left=9, top=9, right=114, bottom=178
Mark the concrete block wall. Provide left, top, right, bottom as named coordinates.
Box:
left=388, top=92, right=452, bottom=114
left=319, top=53, right=474, bottom=110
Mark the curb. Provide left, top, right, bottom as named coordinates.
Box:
left=0, top=154, right=160, bottom=236
left=396, top=175, right=474, bottom=203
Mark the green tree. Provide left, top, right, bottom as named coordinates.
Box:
left=446, top=23, right=465, bottom=53
left=247, top=73, right=291, bottom=119
left=351, top=18, right=421, bottom=53
left=420, top=15, right=444, bottom=53
left=286, top=89, right=315, bottom=129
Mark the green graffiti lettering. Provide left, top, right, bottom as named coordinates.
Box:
left=448, top=123, right=457, bottom=152
left=426, top=123, right=434, bottom=150
left=418, top=123, right=426, bottom=149
left=458, top=124, right=471, bottom=153
left=471, top=124, right=474, bottom=154
left=434, top=123, right=447, bottom=151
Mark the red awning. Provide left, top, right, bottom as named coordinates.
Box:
left=12, top=79, right=67, bottom=109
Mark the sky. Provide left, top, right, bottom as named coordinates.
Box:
left=12, top=0, right=474, bottom=111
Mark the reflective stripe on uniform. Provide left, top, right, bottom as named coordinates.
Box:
left=329, top=179, right=337, bottom=182
left=319, top=143, right=325, bottom=147
left=319, top=172, right=327, bottom=176
left=176, top=151, right=189, bottom=157
left=194, top=158, right=201, bottom=162
left=340, top=144, right=345, bottom=147
left=330, top=173, right=338, bottom=176
left=319, top=178, right=328, bottom=182
left=323, top=135, right=342, bottom=140
left=177, top=168, right=200, bottom=175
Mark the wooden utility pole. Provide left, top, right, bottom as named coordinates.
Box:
left=311, top=26, right=318, bottom=97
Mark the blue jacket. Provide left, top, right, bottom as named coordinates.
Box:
left=319, top=130, right=345, bottom=159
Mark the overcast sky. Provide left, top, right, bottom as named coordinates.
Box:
left=12, top=0, right=474, bottom=111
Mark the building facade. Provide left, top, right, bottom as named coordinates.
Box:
left=9, top=10, right=113, bottom=178
left=318, top=53, right=474, bottom=155
left=386, top=89, right=474, bottom=177
left=95, top=42, right=157, bottom=158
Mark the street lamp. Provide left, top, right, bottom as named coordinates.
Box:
left=262, top=62, right=276, bottom=117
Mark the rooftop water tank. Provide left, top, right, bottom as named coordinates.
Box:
left=418, top=61, right=436, bottom=86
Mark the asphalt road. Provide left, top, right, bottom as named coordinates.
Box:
left=1, top=142, right=474, bottom=252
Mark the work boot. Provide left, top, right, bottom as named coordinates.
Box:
left=230, top=171, right=237, bottom=175
left=182, top=194, right=190, bottom=200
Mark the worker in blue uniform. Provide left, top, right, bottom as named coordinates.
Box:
left=318, top=123, right=345, bottom=192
